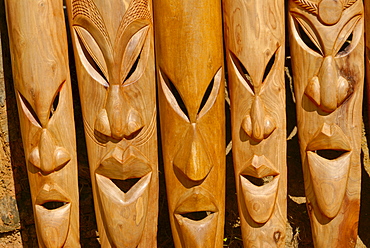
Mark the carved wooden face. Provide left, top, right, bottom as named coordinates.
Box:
left=289, top=0, right=363, bottom=244
left=224, top=0, right=286, bottom=245
left=70, top=0, right=157, bottom=246
left=155, top=1, right=225, bottom=246
left=6, top=1, right=79, bottom=247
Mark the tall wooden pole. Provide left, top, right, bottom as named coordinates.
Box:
left=288, top=0, right=363, bottom=246
left=154, top=0, right=226, bottom=247
left=5, top=0, right=80, bottom=247
left=223, top=0, right=287, bottom=246
left=66, top=0, right=158, bottom=247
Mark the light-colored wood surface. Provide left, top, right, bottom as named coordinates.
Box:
left=154, top=0, right=225, bottom=247
left=223, top=0, right=287, bottom=246
left=66, top=0, right=158, bottom=247
left=289, top=0, right=363, bottom=246
left=4, top=0, right=80, bottom=247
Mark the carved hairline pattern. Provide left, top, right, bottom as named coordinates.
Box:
left=72, top=0, right=109, bottom=39
left=118, top=0, right=151, bottom=33
left=292, top=0, right=357, bottom=15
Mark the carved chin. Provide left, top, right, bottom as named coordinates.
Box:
left=95, top=173, right=151, bottom=248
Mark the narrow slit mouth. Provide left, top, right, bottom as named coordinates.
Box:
left=111, top=178, right=141, bottom=193
left=41, top=201, right=68, bottom=210
left=315, top=149, right=348, bottom=160
left=179, top=211, right=214, bottom=221
left=241, top=174, right=276, bottom=187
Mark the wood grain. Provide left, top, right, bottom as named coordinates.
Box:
left=4, top=0, right=80, bottom=247
left=289, top=0, right=363, bottom=246
left=66, top=0, right=158, bottom=247
left=154, top=0, right=225, bottom=247
left=223, top=0, right=287, bottom=246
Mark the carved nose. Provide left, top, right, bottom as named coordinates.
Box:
left=241, top=96, right=276, bottom=142
left=94, top=85, right=144, bottom=140
left=305, top=56, right=350, bottom=113
left=28, top=129, right=71, bottom=174
left=173, top=124, right=212, bottom=182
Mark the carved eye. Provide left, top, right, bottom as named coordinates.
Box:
left=49, top=81, right=65, bottom=119
left=42, top=201, right=67, bottom=210
left=197, top=68, right=222, bottom=119
left=180, top=211, right=215, bottom=221
left=74, top=26, right=109, bottom=87
left=294, top=17, right=323, bottom=56
left=262, top=50, right=277, bottom=83
left=334, top=15, right=361, bottom=57
left=120, top=26, right=149, bottom=85
left=160, top=70, right=190, bottom=120
left=18, top=92, right=42, bottom=128
left=230, top=52, right=254, bottom=94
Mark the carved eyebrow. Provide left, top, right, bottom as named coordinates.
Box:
left=334, top=15, right=361, bottom=56
left=18, top=91, right=42, bottom=128
left=230, top=51, right=255, bottom=94
left=160, top=70, right=190, bottom=120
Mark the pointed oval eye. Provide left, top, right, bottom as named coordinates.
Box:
left=74, top=27, right=109, bottom=87
left=49, top=81, right=65, bottom=119
left=18, top=91, right=42, bottom=128
left=292, top=15, right=323, bottom=56
left=262, top=49, right=278, bottom=83
left=159, top=69, right=190, bottom=121
left=197, top=68, right=222, bottom=119
left=121, top=26, right=150, bottom=85
left=334, top=15, right=362, bottom=57
left=229, top=52, right=254, bottom=95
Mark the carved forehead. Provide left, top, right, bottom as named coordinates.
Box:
left=9, top=1, right=67, bottom=111
left=290, top=0, right=361, bottom=25
left=156, top=1, right=223, bottom=109
left=227, top=0, right=283, bottom=79
left=72, top=0, right=151, bottom=41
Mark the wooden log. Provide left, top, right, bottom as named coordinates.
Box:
left=4, top=0, right=80, bottom=247
left=154, top=1, right=225, bottom=247
left=288, top=0, right=363, bottom=246
left=223, top=0, right=287, bottom=246
left=66, top=0, right=158, bottom=247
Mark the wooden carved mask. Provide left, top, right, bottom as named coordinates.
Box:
left=223, top=0, right=286, bottom=246
left=67, top=0, right=158, bottom=247
left=154, top=1, right=225, bottom=247
left=289, top=0, right=363, bottom=246
left=5, top=0, right=79, bottom=247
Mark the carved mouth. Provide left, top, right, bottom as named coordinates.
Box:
left=306, top=123, right=352, bottom=218
left=95, top=145, right=152, bottom=247
left=174, top=188, right=219, bottom=248
left=239, top=155, right=280, bottom=224
left=35, top=184, right=71, bottom=248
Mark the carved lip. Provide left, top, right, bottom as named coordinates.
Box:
left=96, top=145, right=152, bottom=180
left=306, top=123, right=351, bottom=153
left=306, top=123, right=352, bottom=219
left=35, top=183, right=71, bottom=206
left=94, top=144, right=154, bottom=247
left=96, top=172, right=152, bottom=247
left=34, top=183, right=71, bottom=248
left=239, top=155, right=280, bottom=224
left=174, top=188, right=219, bottom=248
left=174, top=188, right=218, bottom=216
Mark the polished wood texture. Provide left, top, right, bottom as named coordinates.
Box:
left=5, top=0, right=80, bottom=247
left=154, top=1, right=225, bottom=247
left=366, top=1, right=370, bottom=124
left=223, top=0, right=287, bottom=246
left=66, top=0, right=158, bottom=247
left=289, top=0, right=363, bottom=246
